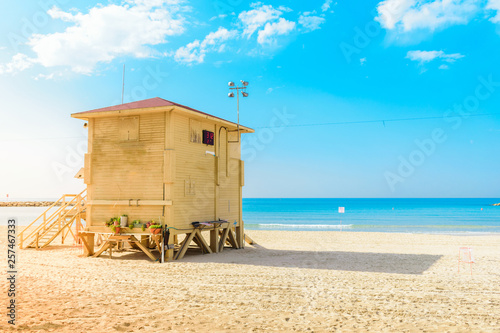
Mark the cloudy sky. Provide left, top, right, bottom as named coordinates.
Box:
left=1, top=0, right=500, bottom=198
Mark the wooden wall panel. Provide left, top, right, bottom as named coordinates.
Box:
left=86, top=109, right=245, bottom=231
left=173, top=113, right=218, bottom=230
left=88, top=112, right=165, bottom=226
left=90, top=206, right=164, bottom=228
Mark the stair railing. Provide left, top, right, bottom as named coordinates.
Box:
left=18, top=189, right=86, bottom=249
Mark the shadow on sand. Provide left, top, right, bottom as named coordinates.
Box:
left=179, top=245, right=442, bottom=275
left=42, top=243, right=442, bottom=274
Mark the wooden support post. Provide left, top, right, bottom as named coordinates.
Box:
left=210, top=226, right=220, bottom=253
left=236, top=223, right=244, bottom=249
left=174, top=231, right=197, bottom=260
left=165, top=232, right=174, bottom=262
left=192, top=235, right=202, bottom=251
left=93, top=242, right=110, bottom=258
left=130, top=235, right=158, bottom=261
left=228, top=229, right=239, bottom=249
left=140, top=235, right=149, bottom=248
left=244, top=234, right=255, bottom=245
left=61, top=226, right=66, bottom=245
left=78, top=232, right=95, bottom=256
left=109, top=242, right=114, bottom=259
left=218, top=226, right=231, bottom=253
left=194, top=229, right=212, bottom=254
left=152, top=235, right=162, bottom=252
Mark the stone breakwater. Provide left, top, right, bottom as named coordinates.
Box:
left=0, top=202, right=60, bottom=207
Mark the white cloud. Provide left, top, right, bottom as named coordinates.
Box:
left=322, top=0, right=333, bottom=12
left=200, top=27, right=238, bottom=50
left=439, top=64, right=449, bottom=69
left=175, top=2, right=328, bottom=65
left=376, top=0, right=480, bottom=32
left=174, top=40, right=204, bottom=64
left=34, top=72, right=65, bottom=80
left=27, top=0, right=187, bottom=74
left=257, top=18, right=296, bottom=45
left=238, top=3, right=286, bottom=38
left=174, top=27, right=237, bottom=64
left=210, top=14, right=227, bottom=21
left=406, top=50, right=464, bottom=64
left=487, top=0, right=500, bottom=23
left=360, top=57, right=367, bottom=65
left=0, top=53, right=35, bottom=75
left=299, top=13, right=325, bottom=31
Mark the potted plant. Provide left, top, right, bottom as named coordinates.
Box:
left=106, top=217, right=121, bottom=234
left=147, top=220, right=162, bottom=234
left=120, top=214, right=128, bottom=227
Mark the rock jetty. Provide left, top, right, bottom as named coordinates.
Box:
left=0, top=201, right=59, bottom=207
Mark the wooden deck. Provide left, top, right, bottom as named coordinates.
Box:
left=79, top=220, right=248, bottom=262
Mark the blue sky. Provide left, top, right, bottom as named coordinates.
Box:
left=1, top=0, right=500, bottom=198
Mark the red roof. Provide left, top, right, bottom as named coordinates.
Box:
left=75, top=97, right=205, bottom=115
left=72, top=97, right=252, bottom=131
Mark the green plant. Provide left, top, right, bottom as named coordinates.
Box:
left=106, top=217, right=119, bottom=227
left=147, top=220, right=162, bottom=229
left=121, top=214, right=128, bottom=217
left=128, top=223, right=134, bottom=229
left=110, top=225, right=121, bottom=233
left=141, top=224, right=146, bottom=231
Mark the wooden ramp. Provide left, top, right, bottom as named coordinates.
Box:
left=18, top=190, right=87, bottom=249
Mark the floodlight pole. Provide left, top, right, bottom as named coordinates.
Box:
left=228, top=81, right=248, bottom=143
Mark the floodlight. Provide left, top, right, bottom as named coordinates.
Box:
left=242, top=92, right=249, bottom=97
left=241, top=80, right=249, bottom=86
left=228, top=81, right=235, bottom=87
left=228, top=92, right=235, bottom=97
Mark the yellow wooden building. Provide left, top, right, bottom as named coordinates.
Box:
left=71, top=97, right=254, bottom=260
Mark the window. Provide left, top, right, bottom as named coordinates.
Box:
left=119, top=117, right=139, bottom=141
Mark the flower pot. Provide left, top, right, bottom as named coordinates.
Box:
left=114, top=227, right=121, bottom=234
left=150, top=228, right=161, bottom=234
left=120, top=216, right=128, bottom=227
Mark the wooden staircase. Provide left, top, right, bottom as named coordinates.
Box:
left=18, top=190, right=87, bottom=249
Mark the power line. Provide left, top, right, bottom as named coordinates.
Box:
left=253, top=112, right=500, bottom=129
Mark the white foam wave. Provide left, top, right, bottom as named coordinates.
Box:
left=256, top=223, right=353, bottom=229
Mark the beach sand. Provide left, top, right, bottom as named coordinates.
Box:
left=1, top=228, right=499, bottom=332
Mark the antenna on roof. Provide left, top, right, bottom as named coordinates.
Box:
left=121, top=64, right=125, bottom=104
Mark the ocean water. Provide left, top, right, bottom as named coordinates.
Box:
left=0, top=207, right=60, bottom=226
left=243, top=198, right=500, bottom=234
left=2, top=198, right=500, bottom=235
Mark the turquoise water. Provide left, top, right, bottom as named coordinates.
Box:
left=0, top=207, right=59, bottom=226
left=2, top=198, right=500, bottom=234
left=243, top=198, right=500, bottom=234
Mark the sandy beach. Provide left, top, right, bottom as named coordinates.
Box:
left=1, top=228, right=499, bottom=332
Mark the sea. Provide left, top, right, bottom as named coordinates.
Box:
left=243, top=198, right=500, bottom=235
left=1, top=198, right=500, bottom=235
